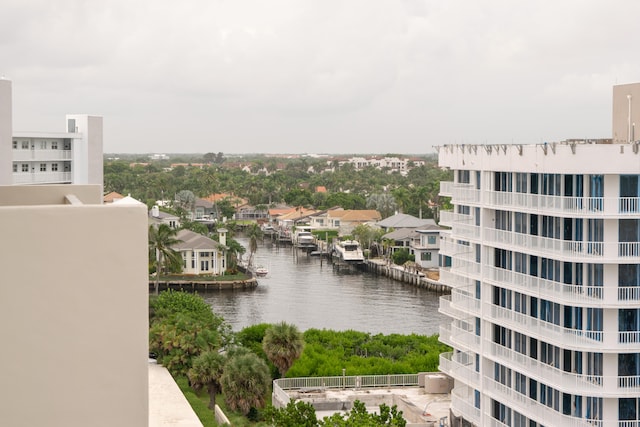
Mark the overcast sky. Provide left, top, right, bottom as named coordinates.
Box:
left=2, top=0, right=639, bottom=154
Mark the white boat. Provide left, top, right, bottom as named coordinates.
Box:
left=254, top=266, right=268, bottom=277
left=332, top=240, right=365, bottom=264
left=293, top=226, right=317, bottom=249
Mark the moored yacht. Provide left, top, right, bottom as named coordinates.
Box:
left=332, top=240, right=365, bottom=264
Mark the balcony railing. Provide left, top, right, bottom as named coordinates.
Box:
left=484, top=228, right=640, bottom=262
left=12, top=148, right=72, bottom=162
left=440, top=181, right=640, bottom=217
left=450, top=386, right=481, bottom=425
left=484, top=265, right=605, bottom=306
left=450, top=288, right=481, bottom=317
left=439, top=351, right=480, bottom=389
left=485, top=303, right=606, bottom=350
left=13, top=172, right=72, bottom=185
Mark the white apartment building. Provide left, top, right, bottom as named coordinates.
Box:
left=0, top=79, right=103, bottom=186
left=437, top=138, right=640, bottom=426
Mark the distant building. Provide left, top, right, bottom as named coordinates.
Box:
left=173, top=228, right=227, bottom=275
left=0, top=79, right=103, bottom=187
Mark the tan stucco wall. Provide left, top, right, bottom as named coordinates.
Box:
left=0, top=185, right=149, bottom=427
left=0, top=79, right=11, bottom=185
left=613, top=82, right=640, bottom=143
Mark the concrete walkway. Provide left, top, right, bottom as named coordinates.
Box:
left=148, top=361, right=203, bottom=427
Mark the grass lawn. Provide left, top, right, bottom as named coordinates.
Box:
left=152, top=273, right=250, bottom=282
left=174, top=376, right=271, bottom=427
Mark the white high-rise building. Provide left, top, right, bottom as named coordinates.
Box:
left=438, top=85, right=640, bottom=426
left=0, top=78, right=103, bottom=186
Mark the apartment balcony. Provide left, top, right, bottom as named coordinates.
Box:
left=439, top=323, right=454, bottom=347
left=486, top=303, right=640, bottom=352
left=439, top=181, right=480, bottom=203
left=438, top=210, right=453, bottom=227
left=439, top=351, right=480, bottom=389
left=449, top=319, right=481, bottom=351
left=485, top=190, right=640, bottom=218
left=439, top=269, right=475, bottom=289
left=483, top=228, right=640, bottom=263
left=485, top=265, right=640, bottom=308
left=450, top=288, right=481, bottom=318
left=439, top=238, right=475, bottom=259
left=482, top=376, right=600, bottom=427
left=13, top=172, right=72, bottom=185
left=485, top=340, right=640, bottom=398
left=12, top=149, right=72, bottom=162
left=450, top=386, right=481, bottom=426
left=439, top=294, right=467, bottom=319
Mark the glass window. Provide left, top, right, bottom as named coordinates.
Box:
left=51, top=141, right=58, bottom=150
left=21, top=164, right=28, bottom=172
left=12, top=164, right=17, bottom=172
left=40, top=163, right=46, bottom=172
left=52, top=163, right=58, bottom=172
left=12, top=141, right=17, bottom=149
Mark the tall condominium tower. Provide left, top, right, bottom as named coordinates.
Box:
left=437, top=84, right=640, bottom=427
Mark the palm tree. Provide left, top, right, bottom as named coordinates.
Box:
left=187, top=350, right=226, bottom=409
left=366, top=193, right=397, bottom=219
left=245, top=223, right=263, bottom=267
left=262, top=321, right=304, bottom=378
left=221, top=352, right=271, bottom=415
left=148, top=224, right=182, bottom=295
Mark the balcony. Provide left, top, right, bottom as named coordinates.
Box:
left=13, top=172, right=72, bottom=185
left=12, top=149, right=72, bottom=162
left=450, top=287, right=481, bottom=317
left=485, top=190, right=640, bottom=218
left=439, top=294, right=467, bottom=319
left=439, top=323, right=454, bottom=347
left=439, top=351, right=480, bottom=389
left=482, top=376, right=600, bottom=427
left=449, top=319, right=481, bottom=351
left=439, top=269, right=475, bottom=289
left=483, top=228, right=640, bottom=263
left=450, top=386, right=481, bottom=426
left=439, top=181, right=481, bottom=204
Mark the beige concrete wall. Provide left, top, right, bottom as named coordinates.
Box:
left=0, top=184, right=102, bottom=206
left=0, top=79, right=11, bottom=185
left=613, top=82, right=640, bottom=143
left=0, top=185, right=149, bottom=427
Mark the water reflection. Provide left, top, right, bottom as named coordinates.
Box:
left=200, top=239, right=447, bottom=335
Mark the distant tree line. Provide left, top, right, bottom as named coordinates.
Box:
left=104, top=155, right=452, bottom=219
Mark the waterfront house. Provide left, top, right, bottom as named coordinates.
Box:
left=149, top=205, right=180, bottom=229
left=172, top=229, right=227, bottom=275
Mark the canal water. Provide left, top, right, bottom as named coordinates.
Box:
left=201, top=239, right=447, bottom=336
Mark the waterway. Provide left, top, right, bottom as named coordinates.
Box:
left=201, top=239, right=447, bottom=336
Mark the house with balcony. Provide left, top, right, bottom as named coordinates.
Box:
left=173, top=229, right=227, bottom=275
left=436, top=83, right=640, bottom=427
left=0, top=79, right=103, bottom=187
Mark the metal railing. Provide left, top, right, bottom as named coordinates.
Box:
left=273, top=374, right=421, bottom=403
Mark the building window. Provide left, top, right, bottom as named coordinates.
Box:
left=421, top=252, right=432, bottom=261
left=51, top=163, right=58, bottom=172
left=427, top=235, right=436, bottom=244
left=12, top=164, right=17, bottom=172
left=12, top=141, right=17, bottom=149
left=40, top=163, right=47, bottom=172
left=21, top=164, right=29, bottom=172
left=39, top=141, right=46, bottom=149
left=21, top=141, right=29, bottom=149
left=51, top=141, right=58, bottom=150
left=201, top=260, right=209, bottom=271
